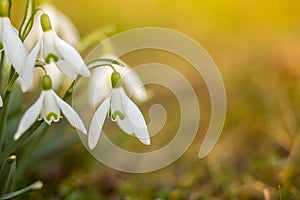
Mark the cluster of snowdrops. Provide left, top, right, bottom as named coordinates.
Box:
left=0, top=0, right=150, bottom=198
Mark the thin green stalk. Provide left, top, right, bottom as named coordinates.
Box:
left=87, top=58, right=125, bottom=68
left=7, top=0, right=11, bottom=18
left=19, top=0, right=30, bottom=38
left=0, top=180, right=42, bottom=200
left=63, top=80, right=76, bottom=100
left=20, top=8, right=42, bottom=42
left=0, top=52, right=5, bottom=90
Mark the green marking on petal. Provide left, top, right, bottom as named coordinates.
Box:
left=111, top=110, right=125, bottom=121
left=45, top=112, right=59, bottom=122
left=0, top=42, right=3, bottom=51
left=45, top=53, right=59, bottom=64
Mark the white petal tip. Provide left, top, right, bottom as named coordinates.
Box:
left=81, top=129, right=87, bottom=135
left=80, top=67, right=91, bottom=77
left=13, top=133, right=21, bottom=140
left=21, top=85, right=30, bottom=93
left=140, top=139, right=150, bottom=145
left=88, top=141, right=96, bottom=150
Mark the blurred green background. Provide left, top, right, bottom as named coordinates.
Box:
left=10, top=0, right=300, bottom=199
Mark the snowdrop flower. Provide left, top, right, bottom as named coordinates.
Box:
left=14, top=75, right=87, bottom=140
left=0, top=0, right=33, bottom=76
left=19, top=40, right=42, bottom=92
left=24, top=4, right=80, bottom=51
left=23, top=4, right=81, bottom=91
left=88, top=55, right=149, bottom=108
left=40, top=14, right=90, bottom=79
left=40, top=14, right=90, bottom=80
left=88, top=70, right=150, bottom=149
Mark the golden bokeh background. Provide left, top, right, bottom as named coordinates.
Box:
left=9, top=0, right=300, bottom=199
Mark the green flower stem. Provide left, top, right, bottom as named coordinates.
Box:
left=19, top=0, right=36, bottom=41
left=4, top=70, right=18, bottom=95
left=0, top=121, right=43, bottom=165
left=87, top=58, right=125, bottom=68
left=0, top=51, right=5, bottom=90
left=0, top=180, right=42, bottom=200
left=20, top=8, right=43, bottom=42
left=19, top=0, right=31, bottom=38
left=63, top=80, right=76, bottom=100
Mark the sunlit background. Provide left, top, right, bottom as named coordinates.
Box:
left=10, top=0, right=300, bottom=199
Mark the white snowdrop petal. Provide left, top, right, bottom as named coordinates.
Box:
left=88, top=67, right=113, bottom=107
left=23, top=11, right=43, bottom=50
left=42, top=4, right=80, bottom=45
left=2, top=18, right=27, bottom=74
left=88, top=95, right=111, bottom=149
left=0, top=18, right=4, bottom=42
left=45, top=63, right=64, bottom=90
left=109, top=56, right=148, bottom=103
left=42, top=90, right=61, bottom=124
left=120, top=88, right=150, bottom=145
left=55, top=60, right=78, bottom=80
left=0, top=95, right=3, bottom=107
left=121, top=67, right=148, bottom=103
left=78, top=63, right=91, bottom=77
left=21, top=40, right=42, bottom=92
left=14, top=92, right=45, bottom=140
left=42, top=30, right=58, bottom=58
left=54, top=33, right=90, bottom=77
left=51, top=90, right=87, bottom=134
left=111, top=89, right=134, bottom=135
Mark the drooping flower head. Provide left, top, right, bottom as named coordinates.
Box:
left=14, top=74, right=87, bottom=140
left=88, top=69, right=150, bottom=149
left=40, top=14, right=90, bottom=79
left=20, top=13, right=91, bottom=92
left=0, top=0, right=31, bottom=75
left=23, top=4, right=82, bottom=92
left=88, top=55, right=149, bottom=108
left=24, top=3, right=80, bottom=50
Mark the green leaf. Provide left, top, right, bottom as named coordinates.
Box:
left=0, top=155, right=16, bottom=194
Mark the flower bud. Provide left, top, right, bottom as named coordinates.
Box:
left=42, top=75, right=52, bottom=90
left=41, top=14, right=52, bottom=32
left=111, top=71, right=122, bottom=88
left=0, top=0, right=10, bottom=17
